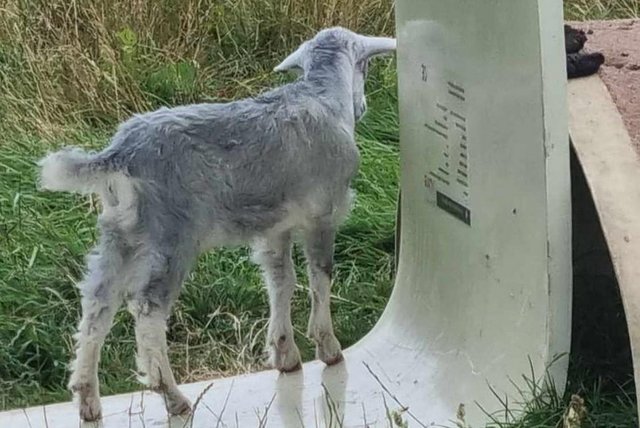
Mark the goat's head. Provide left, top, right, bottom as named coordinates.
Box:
left=274, top=27, right=396, bottom=121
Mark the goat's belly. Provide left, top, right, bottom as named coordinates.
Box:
left=197, top=190, right=351, bottom=250
left=199, top=203, right=313, bottom=250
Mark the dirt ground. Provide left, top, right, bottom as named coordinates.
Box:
left=569, top=19, right=640, bottom=149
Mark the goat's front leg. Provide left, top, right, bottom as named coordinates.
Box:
left=303, top=224, right=343, bottom=366
left=253, top=232, right=302, bottom=372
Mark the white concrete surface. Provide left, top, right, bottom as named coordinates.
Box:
left=0, top=0, right=573, bottom=426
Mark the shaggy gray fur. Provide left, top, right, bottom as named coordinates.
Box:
left=37, top=26, right=395, bottom=421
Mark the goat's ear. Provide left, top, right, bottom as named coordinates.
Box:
left=274, top=43, right=307, bottom=73
left=360, top=36, right=396, bottom=59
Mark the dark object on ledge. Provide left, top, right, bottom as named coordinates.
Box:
left=565, top=24, right=605, bottom=79
left=565, top=24, right=588, bottom=54
left=567, top=52, right=606, bottom=79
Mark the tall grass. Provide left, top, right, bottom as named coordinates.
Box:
left=0, top=0, right=394, bottom=136
left=564, top=0, right=640, bottom=20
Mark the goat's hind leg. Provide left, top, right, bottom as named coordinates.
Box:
left=127, top=255, right=192, bottom=416
left=304, top=224, right=343, bottom=366
left=69, top=242, right=126, bottom=421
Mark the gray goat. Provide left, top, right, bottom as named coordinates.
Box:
left=37, top=27, right=395, bottom=421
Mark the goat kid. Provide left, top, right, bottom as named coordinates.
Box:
left=37, top=27, right=395, bottom=421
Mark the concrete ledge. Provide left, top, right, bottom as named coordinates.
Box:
left=568, top=75, right=640, bottom=419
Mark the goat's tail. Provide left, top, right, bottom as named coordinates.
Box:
left=38, top=148, right=117, bottom=194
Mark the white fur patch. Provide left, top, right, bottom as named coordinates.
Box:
left=38, top=149, right=96, bottom=194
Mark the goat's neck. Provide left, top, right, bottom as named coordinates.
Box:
left=304, top=50, right=356, bottom=122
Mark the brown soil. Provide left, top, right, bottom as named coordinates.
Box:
left=569, top=19, right=640, bottom=148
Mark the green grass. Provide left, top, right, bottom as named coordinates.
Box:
left=0, top=0, right=639, bottom=426
left=564, top=0, right=640, bottom=20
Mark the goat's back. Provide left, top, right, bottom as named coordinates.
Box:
left=102, top=84, right=359, bottom=246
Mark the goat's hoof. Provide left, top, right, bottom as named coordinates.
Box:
left=315, top=334, right=343, bottom=366
left=322, top=351, right=344, bottom=366
left=167, top=397, right=192, bottom=416
left=71, top=382, right=102, bottom=422
left=78, top=397, right=102, bottom=422
left=279, top=360, right=303, bottom=373
left=273, top=354, right=303, bottom=373
left=270, top=342, right=302, bottom=373
left=157, top=387, right=192, bottom=416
